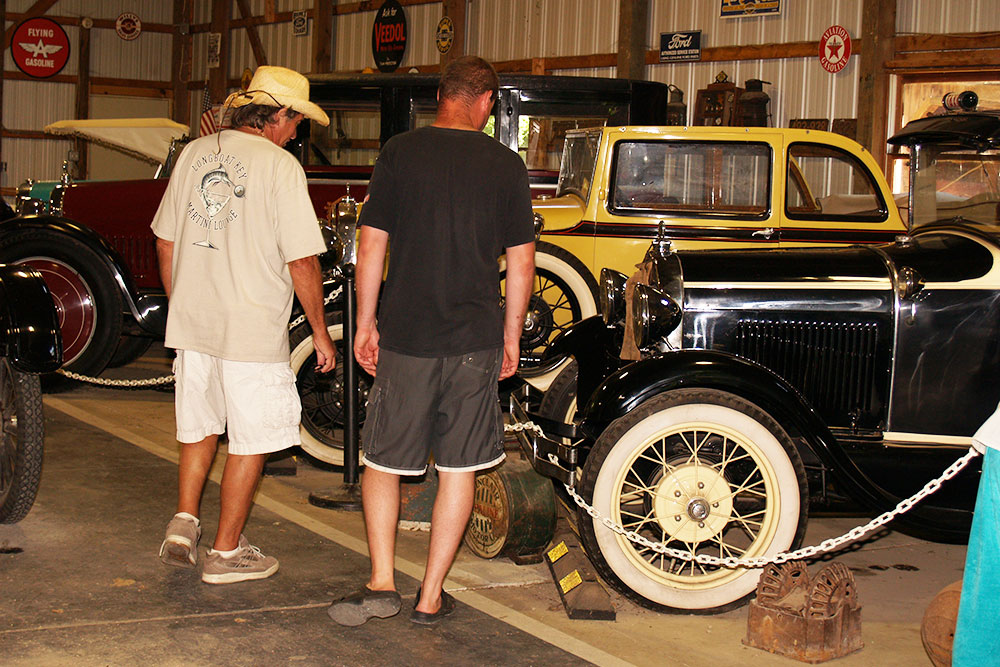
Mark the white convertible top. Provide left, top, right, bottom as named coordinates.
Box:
left=43, top=118, right=190, bottom=165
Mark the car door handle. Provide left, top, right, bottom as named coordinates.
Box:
left=752, top=227, right=775, bottom=239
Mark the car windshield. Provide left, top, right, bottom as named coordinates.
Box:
left=908, top=145, right=1000, bottom=231
left=555, top=130, right=602, bottom=200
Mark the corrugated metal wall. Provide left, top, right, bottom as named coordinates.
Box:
left=4, top=1, right=176, bottom=189
left=897, top=0, right=1000, bottom=33
left=646, top=0, right=864, bottom=128
left=2, top=0, right=993, bottom=193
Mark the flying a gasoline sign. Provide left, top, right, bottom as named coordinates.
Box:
left=11, top=17, right=70, bottom=79
left=371, top=0, right=407, bottom=73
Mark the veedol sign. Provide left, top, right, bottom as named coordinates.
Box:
left=10, top=17, right=70, bottom=79
left=371, top=0, right=407, bottom=73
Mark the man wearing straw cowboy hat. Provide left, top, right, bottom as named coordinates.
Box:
left=152, top=65, right=335, bottom=584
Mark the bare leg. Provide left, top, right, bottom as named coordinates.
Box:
left=416, top=470, right=475, bottom=613
left=213, top=452, right=267, bottom=551
left=362, top=468, right=401, bottom=591
left=176, top=435, right=219, bottom=517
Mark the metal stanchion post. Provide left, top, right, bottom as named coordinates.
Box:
left=309, top=266, right=363, bottom=511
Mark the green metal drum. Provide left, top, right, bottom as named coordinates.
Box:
left=464, top=455, right=557, bottom=562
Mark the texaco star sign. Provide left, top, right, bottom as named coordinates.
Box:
left=819, top=25, right=852, bottom=74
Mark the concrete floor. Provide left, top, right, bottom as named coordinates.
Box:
left=0, top=346, right=967, bottom=666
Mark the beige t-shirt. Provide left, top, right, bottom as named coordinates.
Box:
left=151, top=131, right=326, bottom=362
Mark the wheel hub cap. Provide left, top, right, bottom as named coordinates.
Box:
left=653, top=463, right=734, bottom=543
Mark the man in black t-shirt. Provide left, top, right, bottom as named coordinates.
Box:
left=328, top=56, right=535, bottom=627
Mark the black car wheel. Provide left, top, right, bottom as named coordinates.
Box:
left=289, top=315, right=372, bottom=466
left=0, top=358, right=44, bottom=523
left=0, top=230, right=123, bottom=376
left=499, top=241, right=598, bottom=377
left=107, top=335, right=154, bottom=368
left=578, top=389, right=809, bottom=613
left=539, top=359, right=579, bottom=430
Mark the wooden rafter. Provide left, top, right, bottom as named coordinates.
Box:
left=3, top=0, right=59, bottom=47
left=236, top=0, right=268, bottom=68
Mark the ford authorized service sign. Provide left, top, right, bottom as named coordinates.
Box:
left=11, top=17, right=70, bottom=79
left=371, top=0, right=407, bottom=73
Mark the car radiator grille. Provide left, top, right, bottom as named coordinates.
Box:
left=732, top=320, right=878, bottom=421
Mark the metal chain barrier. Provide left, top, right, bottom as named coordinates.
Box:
left=57, top=285, right=345, bottom=388
left=504, top=419, right=982, bottom=569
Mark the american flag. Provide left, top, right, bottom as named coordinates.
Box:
left=198, top=85, right=218, bottom=136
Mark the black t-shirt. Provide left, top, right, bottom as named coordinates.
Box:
left=359, top=125, right=534, bottom=357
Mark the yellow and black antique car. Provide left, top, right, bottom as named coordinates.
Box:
left=511, top=95, right=998, bottom=613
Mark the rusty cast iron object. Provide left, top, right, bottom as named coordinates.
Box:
left=744, top=562, right=863, bottom=663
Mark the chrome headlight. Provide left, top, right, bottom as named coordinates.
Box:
left=599, top=268, right=628, bottom=324
left=631, top=283, right=681, bottom=350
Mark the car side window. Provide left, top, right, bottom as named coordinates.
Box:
left=786, top=142, right=888, bottom=221
left=610, top=141, right=771, bottom=218
left=308, top=109, right=381, bottom=166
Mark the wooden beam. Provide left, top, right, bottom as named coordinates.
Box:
left=75, top=17, right=91, bottom=178
left=440, top=0, right=466, bottom=66
left=5, top=12, right=173, bottom=34
left=312, top=0, right=334, bottom=73
left=886, top=49, right=1000, bottom=70
left=172, top=0, right=194, bottom=126
left=895, top=31, right=1000, bottom=53
left=2, top=129, right=56, bottom=140
left=617, top=0, right=648, bottom=80
left=236, top=0, right=268, bottom=68
left=208, top=0, right=232, bottom=105
left=858, top=0, right=895, bottom=170
left=189, top=0, right=440, bottom=33
left=91, top=83, right=172, bottom=98
left=3, top=0, right=58, bottom=47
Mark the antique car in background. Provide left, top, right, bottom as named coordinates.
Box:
left=520, top=124, right=907, bottom=384
left=7, top=73, right=670, bottom=466
left=0, top=264, right=62, bottom=523
left=510, top=94, right=999, bottom=613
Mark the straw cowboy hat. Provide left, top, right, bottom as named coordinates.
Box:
left=224, top=65, right=329, bottom=126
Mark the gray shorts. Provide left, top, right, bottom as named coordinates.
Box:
left=361, top=347, right=505, bottom=475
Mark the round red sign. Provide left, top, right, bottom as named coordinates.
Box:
left=10, top=17, right=70, bottom=79
left=819, top=25, right=852, bottom=74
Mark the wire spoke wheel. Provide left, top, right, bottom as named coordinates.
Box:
left=289, top=318, right=372, bottom=466
left=579, top=389, right=808, bottom=612
left=499, top=241, right=597, bottom=376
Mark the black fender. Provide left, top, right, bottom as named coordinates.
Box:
left=579, top=349, right=968, bottom=540
left=0, top=264, right=62, bottom=373
left=0, top=214, right=160, bottom=334
left=544, top=315, right=622, bottom=401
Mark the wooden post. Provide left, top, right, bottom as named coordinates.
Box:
left=858, top=0, right=896, bottom=170
left=208, top=0, right=232, bottom=106
left=172, top=0, right=194, bottom=127
left=617, top=0, right=649, bottom=80
left=75, top=17, right=91, bottom=179
left=312, top=0, right=334, bottom=73
left=440, top=0, right=466, bottom=67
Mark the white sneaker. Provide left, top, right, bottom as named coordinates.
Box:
left=201, top=535, right=279, bottom=584
left=159, top=513, right=201, bottom=568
